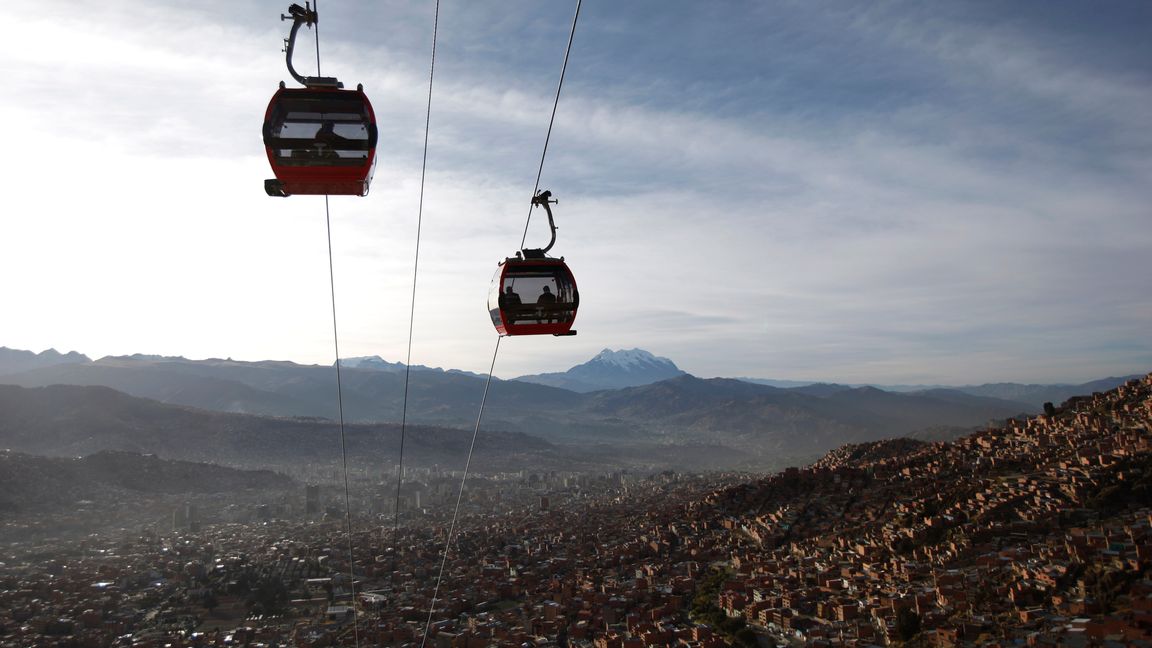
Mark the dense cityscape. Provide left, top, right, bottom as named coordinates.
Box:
left=1, top=374, right=1150, bottom=646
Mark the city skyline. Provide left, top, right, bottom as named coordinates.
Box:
left=3, top=1, right=1150, bottom=385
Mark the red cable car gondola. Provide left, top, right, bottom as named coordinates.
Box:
left=263, top=3, right=378, bottom=197
left=489, top=255, right=579, bottom=336
left=488, top=191, right=579, bottom=337
left=263, top=85, right=377, bottom=197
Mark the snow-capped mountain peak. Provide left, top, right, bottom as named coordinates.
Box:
left=515, top=348, right=686, bottom=392
left=591, top=348, right=676, bottom=371
left=339, top=356, right=487, bottom=379
left=342, top=355, right=405, bottom=371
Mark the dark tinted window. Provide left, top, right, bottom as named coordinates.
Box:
left=265, top=93, right=373, bottom=166
left=496, top=265, right=577, bottom=324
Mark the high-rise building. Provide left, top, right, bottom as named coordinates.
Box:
left=306, top=484, right=320, bottom=515
left=173, top=502, right=198, bottom=531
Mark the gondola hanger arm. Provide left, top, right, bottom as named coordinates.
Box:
left=527, top=190, right=560, bottom=255
left=280, top=2, right=343, bottom=89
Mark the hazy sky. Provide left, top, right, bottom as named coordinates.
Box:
left=2, top=0, right=1150, bottom=385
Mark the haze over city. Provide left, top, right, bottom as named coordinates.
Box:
left=3, top=0, right=1150, bottom=384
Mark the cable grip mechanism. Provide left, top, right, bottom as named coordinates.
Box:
left=524, top=190, right=560, bottom=256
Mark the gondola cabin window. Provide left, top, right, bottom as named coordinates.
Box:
left=265, top=94, right=374, bottom=165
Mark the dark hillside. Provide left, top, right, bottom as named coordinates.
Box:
left=0, top=384, right=558, bottom=471
left=0, top=450, right=295, bottom=512
left=695, top=374, right=1152, bottom=642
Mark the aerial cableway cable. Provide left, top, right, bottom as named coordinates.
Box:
left=420, top=337, right=502, bottom=648
left=325, top=197, right=359, bottom=648
left=391, top=0, right=442, bottom=572
left=520, top=0, right=583, bottom=252
left=305, top=3, right=361, bottom=647
left=418, top=2, right=583, bottom=647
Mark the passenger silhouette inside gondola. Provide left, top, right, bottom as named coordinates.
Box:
left=315, top=121, right=340, bottom=141
left=500, top=286, right=522, bottom=309
left=536, top=285, right=557, bottom=305
left=315, top=121, right=349, bottom=157
left=536, top=285, right=558, bottom=322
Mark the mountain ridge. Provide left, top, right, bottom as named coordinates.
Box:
left=2, top=345, right=1136, bottom=461
left=740, top=374, right=1143, bottom=406
left=0, top=346, right=90, bottom=376
left=0, top=383, right=569, bottom=471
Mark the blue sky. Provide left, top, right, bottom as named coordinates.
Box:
left=1, top=0, right=1150, bottom=384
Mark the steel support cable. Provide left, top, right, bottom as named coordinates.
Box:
left=313, top=5, right=361, bottom=646
left=392, top=0, right=442, bottom=571
left=419, top=336, right=502, bottom=648
left=325, top=199, right=360, bottom=648
left=420, top=2, right=582, bottom=645
left=519, top=0, right=582, bottom=251
left=312, top=1, right=322, bottom=76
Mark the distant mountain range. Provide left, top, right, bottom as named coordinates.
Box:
left=0, top=347, right=89, bottom=376
left=0, top=351, right=585, bottom=434
left=4, top=346, right=1133, bottom=408
left=0, top=384, right=567, bottom=471
left=942, top=377, right=1144, bottom=408
left=341, top=355, right=487, bottom=379
left=1, top=345, right=1140, bottom=464
left=735, top=375, right=1143, bottom=407
left=0, top=365, right=1032, bottom=464
left=0, top=384, right=754, bottom=472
